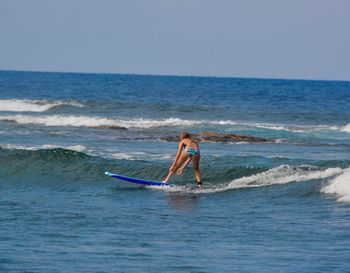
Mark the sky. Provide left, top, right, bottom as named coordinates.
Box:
left=0, top=0, right=349, bottom=81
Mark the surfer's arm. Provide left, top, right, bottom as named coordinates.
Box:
left=181, top=157, right=192, bottom=169
left=177, top=157, right=192, bottom=175
left=171, top=142, right=184, bottom=168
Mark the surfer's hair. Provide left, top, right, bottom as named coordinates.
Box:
left=181, top=132, right=191, bottom=139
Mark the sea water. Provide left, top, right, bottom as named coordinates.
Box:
left=0, top=71, right=350, bottom=272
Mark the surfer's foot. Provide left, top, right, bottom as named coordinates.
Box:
left=162, top=180, right=168, bottom=183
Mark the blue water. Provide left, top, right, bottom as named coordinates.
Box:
left=0, top=71, right=350, bottom=272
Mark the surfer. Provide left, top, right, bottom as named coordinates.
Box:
left=163, top=132, right=202, bottom=188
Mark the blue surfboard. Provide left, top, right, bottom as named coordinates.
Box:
left=105, top=172, right=173, bottom=187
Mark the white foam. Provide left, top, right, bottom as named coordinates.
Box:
left=228, top=165, right=343, bottom=189
left=216, top=120, right=237, bottom=125
left=342, top=123, right=350, bottom=133
left=254, top=123, right=348, bottom=133
left=1, top=112, right=348, bottom=135
left=109, top=152, right=136, bottom=160
left=0, top=143, right=91, bottom=154
left=275, top=138, right=288, bottom=143
left=0, top=114, right=236, bottom=129
left=41, top=144, right=59, bottom=149
left=0, top=143, right=155, bottom=161
left=66, top=145, right=88, bottom=153
left=153, top=165, right=343, bottom=194
left=0, top=143, right=38, bottom=150
left=115, top=117, right=236, bottom=128
left=322, top=167, right=350, bottom=202
left=0, top=99, right=83, bottom=112
left=255, top=124, right=288, bottom=131
left=0, top=114, right=118, bottom=127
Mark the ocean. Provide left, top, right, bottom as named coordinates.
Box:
left=0, top=70, right=349, bottom=272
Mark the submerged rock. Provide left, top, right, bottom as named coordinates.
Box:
left=161, top=131, right=267, bottom=143
left=195, top=131, right=267, bottom=143
left=92, top=125, right=127, bottom=130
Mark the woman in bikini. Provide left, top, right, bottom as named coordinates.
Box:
left=163, top=132, right=202, bottom=188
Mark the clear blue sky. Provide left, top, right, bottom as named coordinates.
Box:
left=1, top=0, right=349, bottom=80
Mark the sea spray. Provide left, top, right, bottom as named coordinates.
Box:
left=322, top=167, right=350, bottom=202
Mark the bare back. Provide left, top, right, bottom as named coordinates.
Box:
left=181, top=138, right=199, bottom=149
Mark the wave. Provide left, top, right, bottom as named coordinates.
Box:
left=1, top=143, right=85, bottom=151
left=0, top=146, right=347, bottom=198
left=254, top=123, right=348, bottom=133
left=0, top=99, right=83, bottom=112
left=228, top=165, right=343, bottom=189
left=153, top=165, right=344, bottom=194
left=342, top=123, right=350, bottom=133
left=0, top=147, right=112, bottom=181
left=0, top=146, right=176, bottom=184
left=0, top=112, right=348, bottom=134
left=0, top=144, right=140, bottom=161
left=0, top=114, right=122, bottom=128
left=0, top=114, right=236, bottom=129
left=322, top=167, right=350, bottom=202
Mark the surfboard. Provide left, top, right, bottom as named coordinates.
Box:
left=105, top=172, right=173, bottom=187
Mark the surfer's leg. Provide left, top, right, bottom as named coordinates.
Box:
left=192, top=155, right=202, bottom=188
left=163, top=152, right=189, bottom=182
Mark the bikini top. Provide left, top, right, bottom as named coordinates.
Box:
left=183, top=139, right=197, bottom=149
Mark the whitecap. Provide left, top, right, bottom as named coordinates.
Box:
left=0, top=114, right=117, bottom=127
left=0, top=114, right=236, bottom=129
left=322, top=167, right=350, bottom=202
left=152, top=165, right=344, bottom=194
left=228, top=165, right=343, bottom=189
left=0, top=99, right=83, bottom=112
left=341, top=123, right=350, bottom=133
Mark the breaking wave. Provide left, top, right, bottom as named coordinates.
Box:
left=228, top=165, right=343, bottom=189
left=0, top=112, right=350, bottom=133
left=0, top=146, right=343, bottom=189
left=153, top=165, right=344, bottom=194
left=322, top=167, right=350, bottom=202
left=0, top=99, right=83, bottom=112
left=255, top=123, right=348, bottom=133
left=0, top=114, right=236, bottom=128
left=342, top=123, right=350, bottom=133
left=1, top=112, right=348, bottom=135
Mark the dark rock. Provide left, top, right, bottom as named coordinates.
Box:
left=161, top=131, right=267, bottom=143
left=92, top=125, right=128, bottom=130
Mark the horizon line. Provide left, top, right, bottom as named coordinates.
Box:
left=0, top=69, right=349, bottom=83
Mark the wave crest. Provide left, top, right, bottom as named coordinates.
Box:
left=342, top=123, right=350, bottom=133
left=229, top=165, right=343, bottom=189
left=0, top=114, right=235, bottom=129
left=0, top=111, right=348, bottom=134
left=0, top=99, right=83, bottom=112
left=157, top=165, right=343, bottom=194
left=322, top=167, right=350, bottom=202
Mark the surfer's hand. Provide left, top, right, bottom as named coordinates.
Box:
left=177, top=168, right=184, bottom=176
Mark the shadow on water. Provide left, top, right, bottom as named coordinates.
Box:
left=165, top=193, right=201, bottom=211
